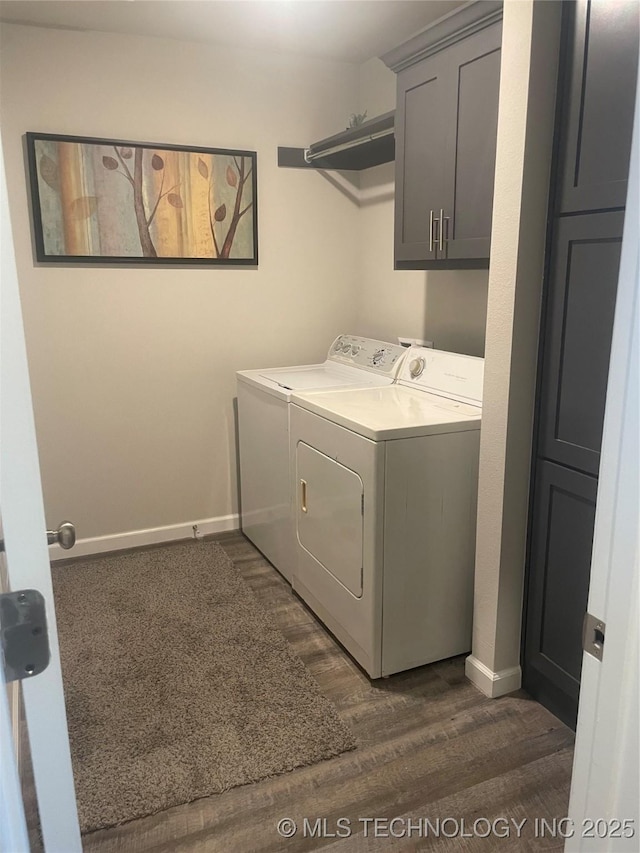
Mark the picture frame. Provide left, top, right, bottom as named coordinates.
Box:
left=26, top=132, right=258, bottom=265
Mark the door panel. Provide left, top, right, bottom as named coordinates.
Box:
left=558, top=0, right=639, bottom=213
left=296, top=442, right=364, bottom=598
left=540, top=212, right=623, bottom=474
left=445, top=23, right=502, bottom=260
left=524, top=461, right=598, bottom=729
left=394, top=54, right=446, bottom=263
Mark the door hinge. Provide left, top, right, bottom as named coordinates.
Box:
left=0, top=590, right=50, bottom=682
left=582, top=612, right=606, bottom=662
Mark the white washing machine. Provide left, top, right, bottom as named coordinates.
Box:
left=290, top=347, right=484, bottom=678
left=236, top=336, right=407, bottom=582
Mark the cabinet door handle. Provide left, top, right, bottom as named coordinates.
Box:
left=439, top=208, right=445, bottom=253
left=300, top=479, right=308, bottom=513
left=430, top=211, right=440, bottom=255
left=443, top=214, right=450, bottom=256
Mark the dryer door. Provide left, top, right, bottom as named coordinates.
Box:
left=297, top=441, right=364, bottom=597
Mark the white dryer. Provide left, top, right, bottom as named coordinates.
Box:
left=290, top=347, right=484, bottom=678
left=236, top=336, right=406, bottom=582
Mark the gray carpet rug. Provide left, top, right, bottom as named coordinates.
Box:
left=52, top=540, right=355, bottom=833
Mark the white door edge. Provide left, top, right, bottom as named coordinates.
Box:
left=1, top=133, right=82, bottom=851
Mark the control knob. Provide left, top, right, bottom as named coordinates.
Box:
left=409, top=357, right=426, bottom=378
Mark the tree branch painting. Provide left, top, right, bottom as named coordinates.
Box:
left=26, top=133, right=258, bottom=265
left=200, top=155, right=254, bottom=259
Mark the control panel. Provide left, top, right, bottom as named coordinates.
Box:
left=327, top=335, right=406, bottom=375
left=398, top=346, right=484, bottom=404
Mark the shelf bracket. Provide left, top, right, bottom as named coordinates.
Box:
left=278, top=111, right=395, bottom=172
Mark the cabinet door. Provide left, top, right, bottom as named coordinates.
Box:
left=394, top=52, right=447, bottom=264
left=523, top=460, right=598, bottom=730
left=557, top=0, right=639, bottom=214
left=441, top=21, right=502, bottom=261
left=539, top=211, right=623, bottom=476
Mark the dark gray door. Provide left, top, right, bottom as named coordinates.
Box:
left=522, top=0, right=637, bottom=730
left=394, top=53, right=446, bottom=264
left=539, top=212, right=624, bottom=476
left=524, top=461, right=598, bottom=729
left=557, top=0, right=639, bottom=214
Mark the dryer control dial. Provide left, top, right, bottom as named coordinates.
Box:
left=409, top=357, right=426, bottom=378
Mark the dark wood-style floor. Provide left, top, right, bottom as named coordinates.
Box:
left=77, top=532, right=574, bottom=852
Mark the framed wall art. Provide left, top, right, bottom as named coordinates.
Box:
left=26, top=132, right=258, bottom=265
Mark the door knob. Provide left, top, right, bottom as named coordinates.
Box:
left=0, top=521, right=76, bottom=553
left=46, top=521, right=76, bottom=550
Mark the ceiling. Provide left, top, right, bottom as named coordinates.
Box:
left=0, top=0, right=461, bottom=63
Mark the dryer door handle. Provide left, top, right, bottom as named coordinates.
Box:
left=300, top=479, right=308, bottom=513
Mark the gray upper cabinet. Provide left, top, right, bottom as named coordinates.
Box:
left=393, top=53, right=447, bottom=265
left=383, top=2, right=503, bottom=270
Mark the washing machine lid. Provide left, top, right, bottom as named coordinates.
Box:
left=236, top=336, right=407, bottom=400
left=291, top=385, right=481, bottom=441
left=237, top=362, right=395, bottom=400
left=259, top=363, right=392, bottom=391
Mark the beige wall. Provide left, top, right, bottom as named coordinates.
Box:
left=1, top=20, right=503, bottom=551
left=0, top=23, right=362, bottom=541
left=466, top=0, right=562, bottom=696
left=355, top=57, right=489, bottom=357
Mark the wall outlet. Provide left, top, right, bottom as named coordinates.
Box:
left=398, top=337, right=434, bottom=349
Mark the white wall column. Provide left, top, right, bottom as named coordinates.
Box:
left=466, top=0, right=562, bottom=697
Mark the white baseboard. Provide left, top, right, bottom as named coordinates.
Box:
left=465, top=654, right=522, bottom=698
left=49, top=514, right=240, bottom=560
